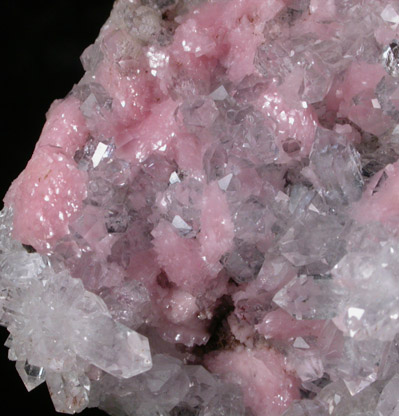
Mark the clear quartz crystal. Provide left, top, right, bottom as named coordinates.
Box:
left=317, top=381, right=380, bottom=416
left=273, top=275, right=345, bottom=320
left=376, top=374, right=399, bottom=416
left=281, top=400, right=328, bottom=416
left=0, top=209, right=152, bottom=385
left=383, top=41, right=399, bottom=78
left=46, top=371, right=91, bottom=414
left=15, top=360, right=46, bottom=392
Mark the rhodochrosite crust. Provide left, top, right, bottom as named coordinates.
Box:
left=2, top=0, right=399, bottom=415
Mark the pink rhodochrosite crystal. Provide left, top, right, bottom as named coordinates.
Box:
left=3, top=0, right=399, bottom=415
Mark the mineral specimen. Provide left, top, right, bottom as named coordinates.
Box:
left=3, top=0, right=399, bottom=415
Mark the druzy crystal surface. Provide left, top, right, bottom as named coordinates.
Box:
left=3, top=0, right=399, bottom=415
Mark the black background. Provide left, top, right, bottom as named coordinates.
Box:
left=1, top=1, right=114, bottom=414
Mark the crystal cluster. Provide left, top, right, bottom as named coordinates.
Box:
left=3, top=0, right=399, bottom=415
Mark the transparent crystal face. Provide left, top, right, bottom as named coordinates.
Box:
left=16, top=360, right=46, bottom=392
left=383, top=42, right=399, bottom=78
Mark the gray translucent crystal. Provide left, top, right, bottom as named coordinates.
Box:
left=210, top=85, right=229, bottom=101
left=128, top=160, right=175, bottom=216
left=203, top=144, right=228, bottom=182
left=71, top=299, right=152, bottom=379
left=332, top=228, right=399, bottom=341
left=301, top=373, right=332, bottom=395
left=46, top=371, right=90, bottom=414
left=142, top=0, right=179, bottom=12
left=345, top=32, right=382, bottom=64
left=317, top=381, right=379, bottom=416
left=288, top=347, right=324, bottom=382
left=306, top=128, right=364, bottom=206
left=91, top=142, right=115, bottom=168
left=74, top=136, right=99, bottom=171
left=232, top=196, right=269, bottom=243
left=86, top=177, right=116, bottom=207
left=145, top=355, right=189, bottom=396
left=78, top=146, right=130, bottom=209
left=301, top=55, right=333, bottom=104
left=381, top=4, right=399, bottom=24
left=0, top=247, right=46, bottom=285
left=357, top=130, right=399, bottom=181
left=80, top=42, right=104, bottom=73
left=376, top=75, right=399, bottom=121
left=311, top=39, right=346, bottom=71
left=284, top=0, right=310, bottom=11
left=218, top=173, right=233, bottom=191
left=275, top=185, right=348, bottom=274
left=91, top=357, right=228, bottom=416
left=327, top=338, right=391, bottom=395
left=100, top=158, right=131, bottom=188
left=229, top=106, right=278, bottom=163
left=278, top=210, right=347, bottom=274
left=99, top=280, right=151, bottom=329
left=154, top=177, right=203, bottom=235
left=222, top=240, right=264, bottom=284
left=0, top=250, right=47, bottom=329
left=383, top=41, right=399, bottom=78
left=255, top=34, right=345, bottom=102
left=377, top=337, right=399, bottom=382
left=273, top=275, right=345, bottom=320
left=293, top=336, right=310, bottom=349
left=201, top=383, right=246, bottom=416
left=210, top=100, right=278, bottom=165
left=182, top=365, right=218, bottom=403
left=177, top=365, right=235, bottom=413
left=4, top=334, right=13, bottom=348
left=169, top=171, right=181, bottom=185
left=52, top=240, right=122, bottom=293
left=254, top=39, right=296, bottom=83
left=177, top=97, right=219, bottom=131
left=76, top=82, right=113, bottom=120
left=282, top=400, right=328, bottom=416
left=172, top=214, right=193, bottom=236
left=233, top=75, right=267, bottom=104
left=112, top=355, right=192, bottom=413
left=105, top=204, right=129, bottom=233
left=16, top=360, right=46, bottom=392
left=126, top=6, right=162, bottom=42
left=108, top=236, right=131, bottom=269
left=0, top=207, right=16, bottom=253
left=376, top=374, right=399, bottom=416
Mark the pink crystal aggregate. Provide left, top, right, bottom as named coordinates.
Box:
left=2, top=0, right=399, bottom=415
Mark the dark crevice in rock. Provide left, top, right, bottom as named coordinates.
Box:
left=192, top=295, right=235, bottom=358
left=356, top=131, right=399, bottom=180
left=22, top=244, right=36, bottom=253
left=156, top=270, right=175, bottom=289
left=169, top=403, right=201, bottom=416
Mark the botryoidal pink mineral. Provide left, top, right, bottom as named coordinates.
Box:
left=2, top=0, right=399, bottom=415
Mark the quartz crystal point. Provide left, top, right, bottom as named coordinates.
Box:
left=4, top=0, right=399, bottom=416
